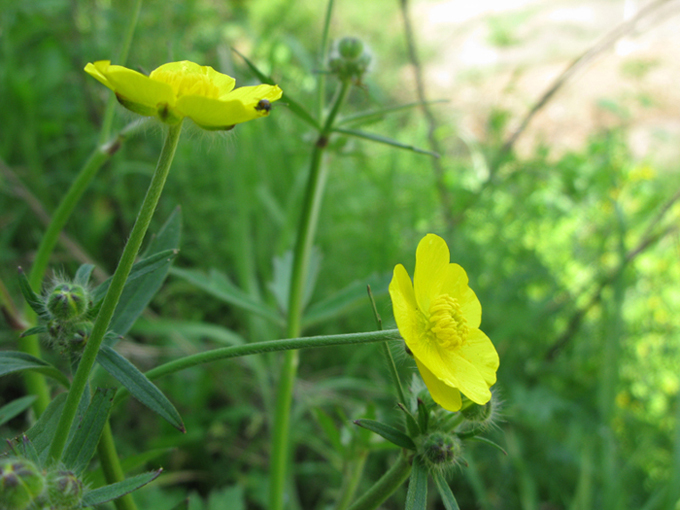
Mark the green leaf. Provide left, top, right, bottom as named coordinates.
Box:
left=353, top=419, right=416, bottom=450
left=416, top=399, right=430, bottom=434
left=96, top=345, right=185, bottom=432
left=94, top=207, right=181, bottom=337
left=62, top=387, right=114, bottom=474
left=86, top=447, right=173, bottom=487
left=232, top=47, right=321, bottom=130
left=0, top=351, right=70, bottom=388
left=18, top=435, right=41, bottom=466
left=467, top=436, right=508, bottom=455
left=170, top=267, right=283, bottom=326
left=433, top=471, right=461, bottom=510
left=0, top=395, right=37, bottom=426
left=398, top=403, right=421, bottom=437
left=81, top=469, right=162, bottom=506
left=332, top=127, right=440, bottom=157
left=17, top=267, right=47, bottom=317
left=74, top=264, right=95, bottom=286
left=25, top=393, right=67, bottom=462
left=268, top=248, right=321, bottom=314
left=302, top=273, right=391, bottom=328
left=19, top=325, right=47, bottom=338
left=313, top=408, right=343, bottom=453
left=405, top=457, right=428, bottom=510
left=337, top=100, right=449, bottom=127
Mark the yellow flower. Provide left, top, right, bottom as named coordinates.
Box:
left=389, top=234, right=499, bottom=411
left=84, top=60, right=282, bottom=130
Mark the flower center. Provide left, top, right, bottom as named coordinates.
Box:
left=427, top=294, right=469, bottom=349
left=151, top=68, right=220, bottom=99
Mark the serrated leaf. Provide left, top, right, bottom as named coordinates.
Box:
left=170, top=267, right=282, bottom=326
left=353, top=419, right=416, bottom=450
left=96, top=345, right=185, bottom=432
left=332, top=127, right=439, bottom=157
left=62, top=387, right=114, bottom=474
left=74, top=264, right=95, bottom=286
left=406, top=457, right=428, bottom=510
left=232, top=47, right=321, bottom=130
left=302, top=272, right=391, bottom=328
left=81, top=469, right=162, bottom=506
left=433, top=471, right=460, bottom=510
left=17, top=267, right=48, bottom=317
left=0, top=351, right=70, bottom=388
left=0, top=395, right=37, bottom=426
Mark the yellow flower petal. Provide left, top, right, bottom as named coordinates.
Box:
left=415, top=357, right=462, bottom=411
left=85, top=61, right=175, bottom=114
left=388, top=264, right=419, bottom=343
left=176, top=85, right=282, bottom=129
left=458, top=328, right=499, bottom=387
left=432, top=347, right=491, bottom=405
left=441, top=263, right=481, bottom=329
left=150, top=61, right=236, bottom=97
left=413, top=234, right=451, bottom=312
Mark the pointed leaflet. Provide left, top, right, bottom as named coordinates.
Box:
left=62, top=387, right=115, bottom=474
left=417, top=399, right=429, bottom=434
left=24, top=393, right=66, bottom=462
left=81, top=469, right=162, bottom=506
left=353, top=419, right=416, bottom=450
left=433, top=471, right=461, bottom=510
left=405, top=457, right=428, bottom=510
left=397, top=403, right=421, bottom=437
left=0, top=351, right=70, bottom=388
left=74, top=264, right=95, bottom=286
left=86, top=447, right=173, bottom=487
left=332, top=127, right=439, bottom=158
left=17, top=267, right=48, bottom=317
left=96, top=345, right=185, bottom=432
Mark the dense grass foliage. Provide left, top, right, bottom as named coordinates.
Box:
left=1, top=0, right=679, bottom=509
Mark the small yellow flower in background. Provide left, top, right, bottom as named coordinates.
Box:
left=84, top=60, right=282, bottom=130
left=389, top=234, right=499, bottom=411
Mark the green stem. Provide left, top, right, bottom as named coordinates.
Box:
left=316, top=0, right=335, bottom=121
left=269, top=80, right=352, bottom=510
left=47, top=122, right=183, bottom=464
left=334, top=452, right=368, bottom=510
left=346, top=452, right=413, bottom=510
left=113, top=329, right=401, bottom=407
left=97, top=421, right=138, bottom=510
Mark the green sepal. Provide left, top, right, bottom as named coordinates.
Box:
left=417, top=398, right=429, bottom=434
left=398, top=403, right=421, bottom=437
left=405, top=457, right=428, bottom=510
left=62, top=387, right=115, bottom=474
left=18, top=434, right=42, bottom=466
left=353, top=419, right=416, bottom=450
left=96, top=345, right=185, bottom=432
left=17, top=267, right=48, bottom=318
left=433, top=471, right=461, bottom=510
left=20, top=325, right=47, bottom=338
left=81, top=469, right=162, bottom=506
left=0, top=351, right=70, bottom=388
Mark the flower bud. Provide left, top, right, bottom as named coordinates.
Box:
left=420, top=432, right=462, bottom=471
left=46, top=283, right=89, bottom=321
left=0, top=458, right=46, bottom=510
left=46, top=469, right=83, bottom=509
left=462, top=401, right=492, bottom=423
left=338, top=37, right=364, bottom=60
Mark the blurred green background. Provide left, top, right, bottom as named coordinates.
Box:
left=1, top=0, right=679, bottom=508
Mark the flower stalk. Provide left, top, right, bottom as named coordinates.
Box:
left=346, top=452, right=413, bottom=510
left=269, top=79, right=352, bottom=510
left=47, top=122, right=183, bottom=464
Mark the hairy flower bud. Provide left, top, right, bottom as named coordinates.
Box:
left=338, top=37, right=364, bottom=60
left=46, top=469, right=83, bottom=509
left=46, top=283, right=89, bottom=322
left=419, top=432, right=462, bottom=471
left=0, top=458, right=46, bottom=510
left=462, top=401, right=493, bottom=423
left=330, top=36, right=371, bottom=84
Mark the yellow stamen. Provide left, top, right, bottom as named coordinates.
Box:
left=427, top=294, right=469, bottom=349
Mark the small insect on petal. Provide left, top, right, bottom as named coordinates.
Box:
left=255, top=99, right=271, bottom=112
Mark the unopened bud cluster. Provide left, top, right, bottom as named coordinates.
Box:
left=0, top=458, right=83, bottom=510
left=329, top=36, right=371, bottom=84
left=45, top=279, right=94, bottom=356
left=418, top=432, right=463, bottom=472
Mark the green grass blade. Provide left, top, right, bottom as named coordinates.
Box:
left=0, top=351, right=70, bottom=388
left=81, top=469, right=163, bottom=506
left=0, top=395, right=37, bottom=426
left=332, top=127, right=440, bottom=157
